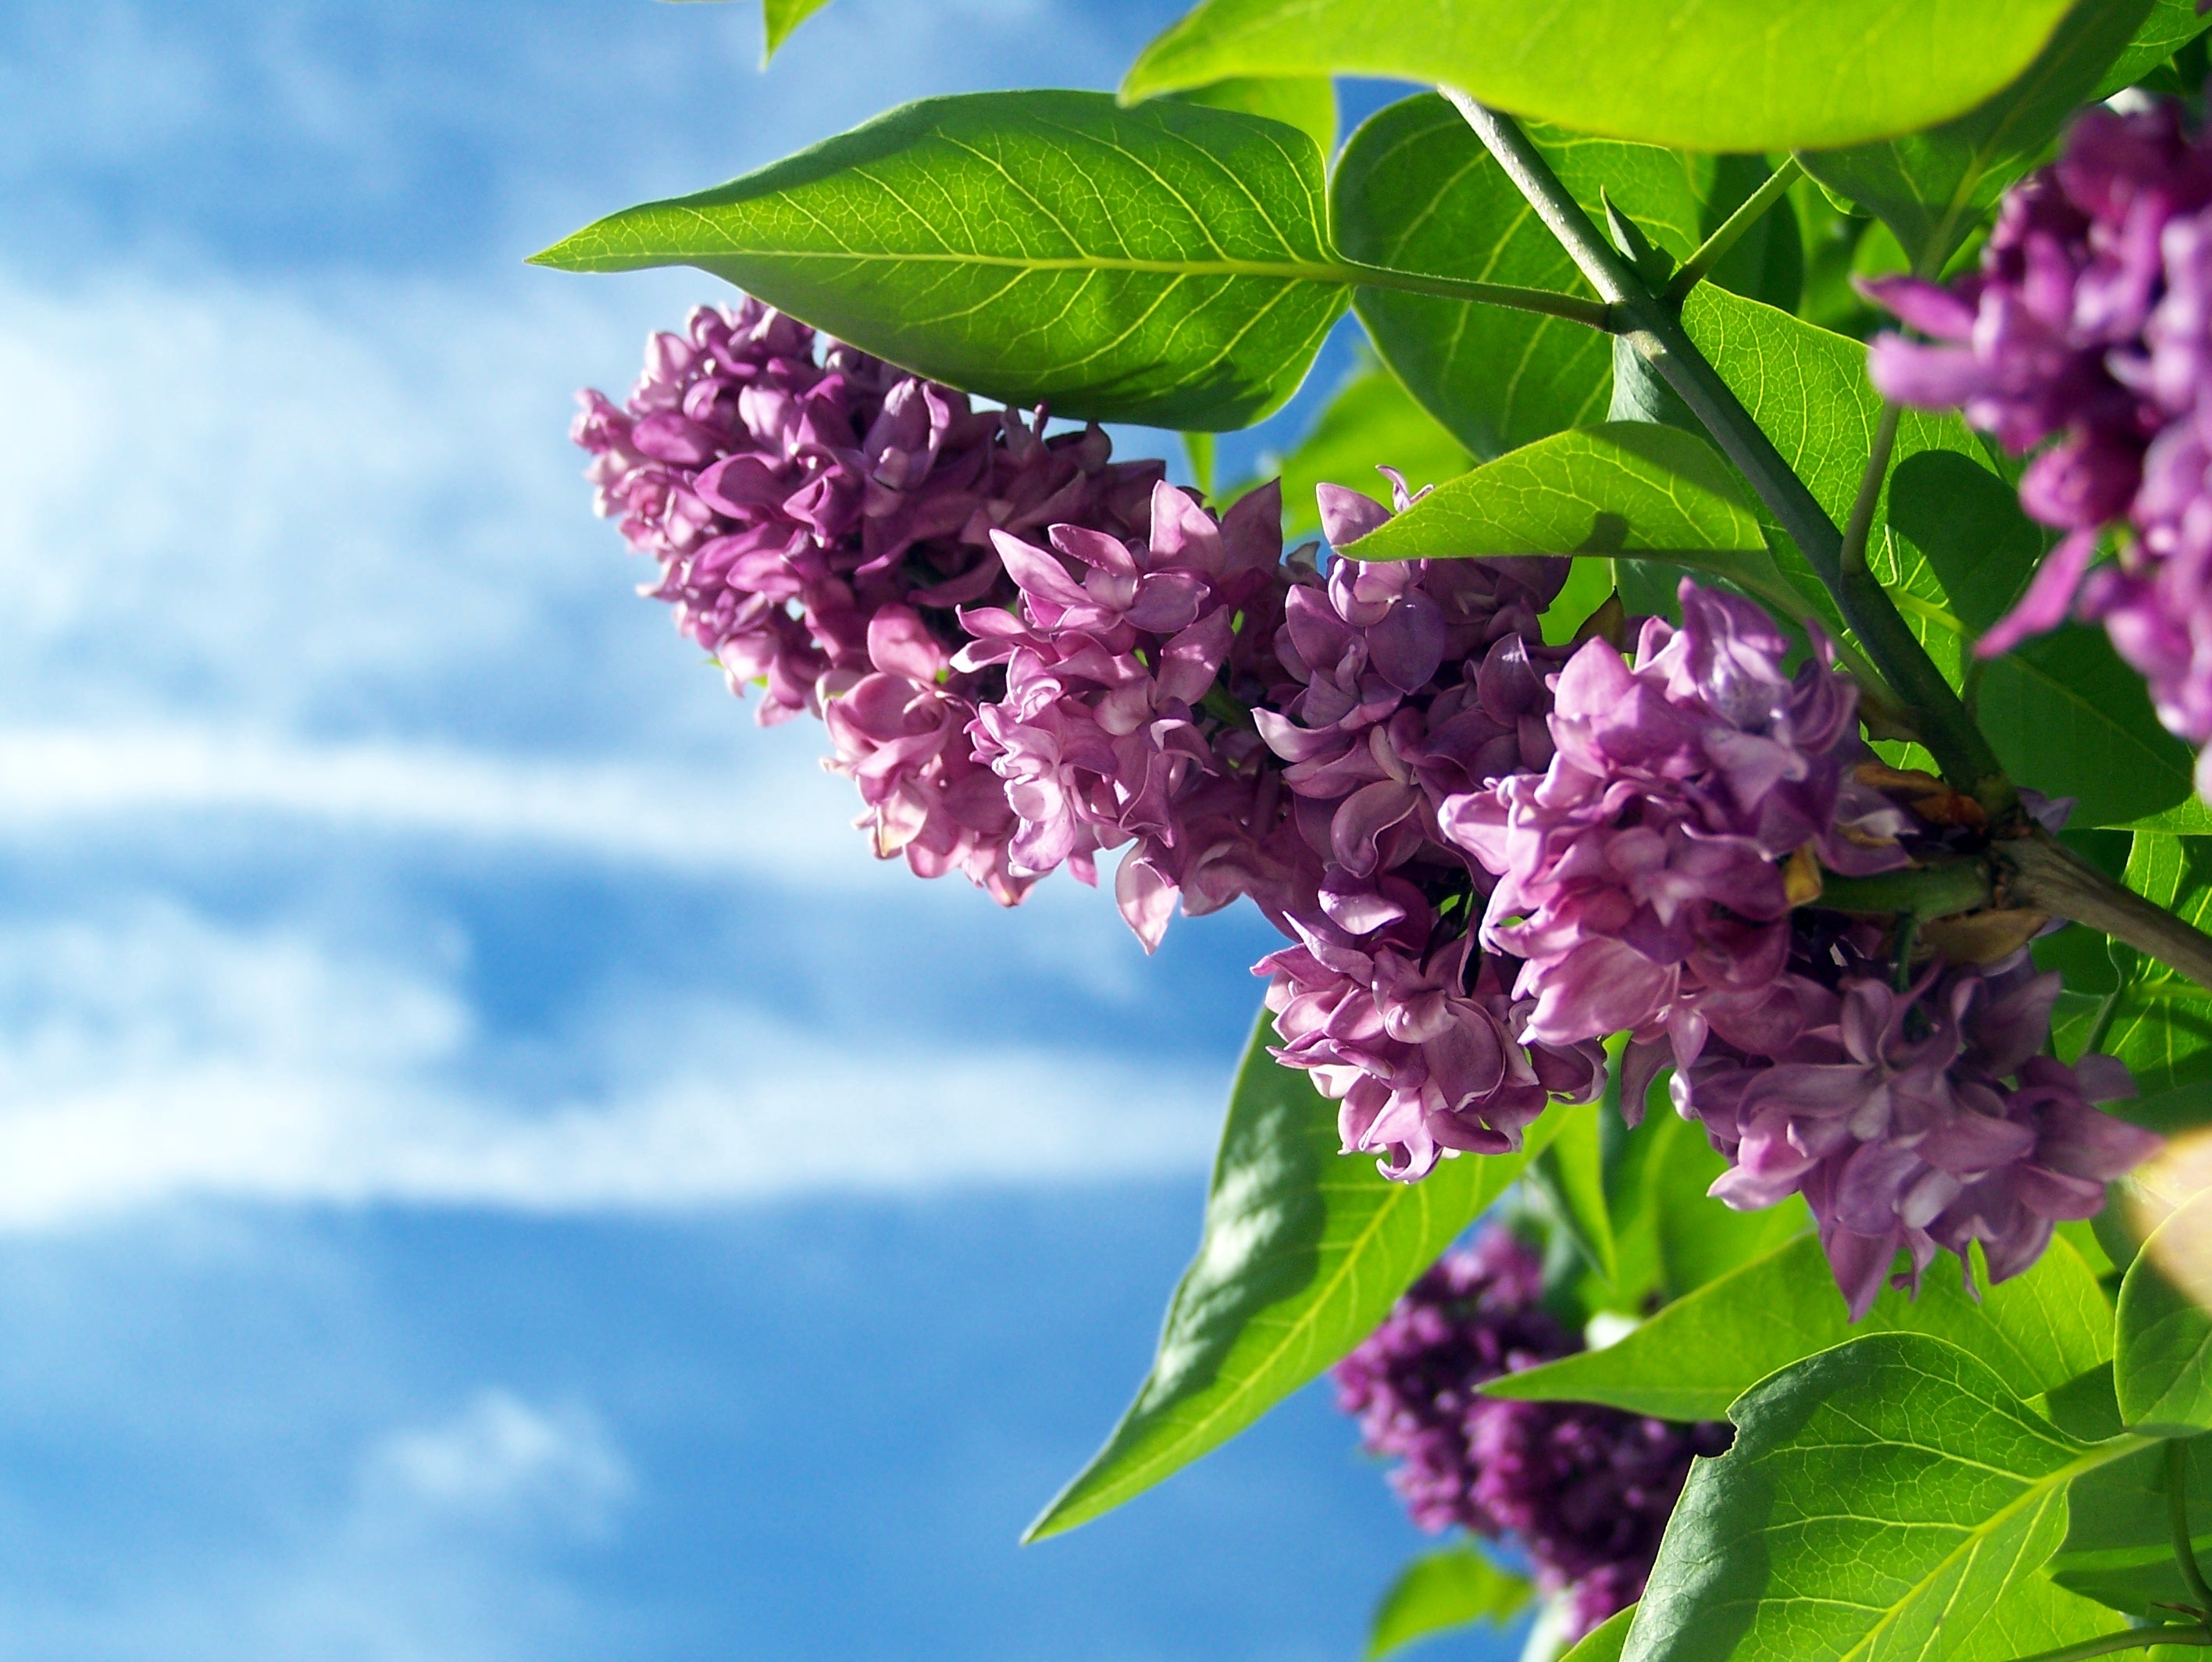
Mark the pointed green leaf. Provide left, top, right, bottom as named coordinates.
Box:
left=1024, top=1011, right=1561, bottom=1541
left=1563, top=1606, right=1634, bottom=1662
left=1163, top=75, right=1336, bottom=162
left=1122, top=0, right=2078, bottom=155
left=1487, top=1232, right=2111, bottom=1423
left=531, top=91, right=1348, bottom=430
left=2117, top=1188, right=2212, bottom=1434
left=1799, top=0, right=2156, bottom=275
left=1330, top=95, right=1701, bottom=459
left=762, top=0, right=834, bottom=58
left=2049, top=1430, right=2212, bottom=1614
left=2095, top=0, right=2212, bottom=98
left=1367, top=1549, right=1532, bottom=1661
left=1624, top=1333, right=2150, bottom=1662
left=1641, top=1107, right=1809, bottom=1299
left=1340, top=422, right=1807, bottom=625
left=1234, top=355, right=1471, bottom=542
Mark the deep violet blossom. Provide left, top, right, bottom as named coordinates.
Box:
left=1333, top=1229, right=1732, bottom=1640
left=1438, top=580, right=1911, bottom=1066
left=1672, top=943, right=2159, bottom=1318
left=1865, top=103, right=2212, bottom=789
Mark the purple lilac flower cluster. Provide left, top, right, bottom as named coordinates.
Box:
left=1867, top=102, right=2212, bottom=794
left=1678, top=929, right=2159, bottom=1317
left=1332, top=1229, right=1732, bottom=1641
left=580, top=298, right=2160, bottom=1307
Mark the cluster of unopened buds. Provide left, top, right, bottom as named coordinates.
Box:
left=1333, top=1227, right=1732, bottom=1639
left=577, top=298, right=2159, bottom=1316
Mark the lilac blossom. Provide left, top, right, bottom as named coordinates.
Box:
left=1438, top=580, right=1910, bottom=1068
left=573, top=298, right=1161, bottom=894
left=1333, top=1229, right=1732, bottom=1641
left=1864, top=103, right=2212, bottom=788
left=1248, top=473, right=1605, bottom=1178
left=1673, top=940, right=2159, bottom=1318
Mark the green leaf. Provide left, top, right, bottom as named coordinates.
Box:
left=1236, top=355, right=1471, bottom=542
left=1344, top=423, right=1765, bottom=561
left=1623, top=1333, right=2149, bottom=1662
left=1122, top=0, right=2079, bottom=155
left=1562, top=1606, right=1634, bottom=1662
left=1531, top=1098, right=1616, bottom=1286
left=2051, top=834, right=2212, bottom=1100
left=1331, top=96, right=1726, bottom=460
left=2094, top=0, right=2212, bottom=98
left=531, top=91, right=1348, bottom=431
left=1799, top=0, right=2156, bottom=275
left=1164, top=75, right=1336, bottom=162
left=1680, top=284, right=2199, bottom=825
left=1641, top=1107, right=1809, bottom=1299
left=1946, top=1575, right=2140, bottom=1662
left=2117, top=1187, right=2212, bottom=1434
left=1367, top=1549, right=1532, bottom=1661
left=2049, top=1430, right=2212, bottom=1614
left=761, top=0, right=833, bottom=59
left=1023, top=1011, right=1561, bottom=1541
left=1330, top=96, right=1611, bottom=460
left=1488, top=1231, right=2112, bottom=1423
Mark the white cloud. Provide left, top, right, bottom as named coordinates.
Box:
left=0, top=901, right=1219, bottom=1231
left=365, top=1391, right=633, bottom=1538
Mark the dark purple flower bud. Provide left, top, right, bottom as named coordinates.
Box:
left=1333, top=1229, right=1732, bottom=1641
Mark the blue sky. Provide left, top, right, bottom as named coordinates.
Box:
left=0, top=2, right=1504, bottom=1655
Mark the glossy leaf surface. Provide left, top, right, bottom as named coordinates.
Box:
left=2117, top=1187, right=2212, bottom=1434
left=1563, top=1607, right=1633, bottom=1662
left=2051, top=835, right=2212, bottom=1104
left=1624, top=1334, right=2145, bottom=1662
left=2094, top=0, right=2212, bottom=98
left=762, top=0, right=834, bottom=58
left=1798, top=0, right=2153, bottom=274
left=1488, top=1232, right=2110, bottom=1422
left=1367, top=1549, right=1531, bottom=1660
left=1025, top=1014, right=1557, bottom=1540
left=533, top=91, right=1347, bottom=430
left=1165, top=75, right=1336, bottom=162
left=1122, top=0, right=2078, bottom=154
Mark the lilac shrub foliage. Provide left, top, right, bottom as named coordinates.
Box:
left=578, top=298, right=2158, bottom=1316
left=1332, top=1228, right=1732, bottom=1640
left=1869, top=103, right=2212, bottom=794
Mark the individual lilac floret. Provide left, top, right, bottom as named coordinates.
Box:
left=573, top=298, right=1161, bottom=897
left=1439, top=580, right=1909, bottom=1072
left=1333, top=1229, right=1732, bottom=1642
left=1675, top=947, right=2160, bottom=1318
left=1864, top=104, right=2212, bottom=784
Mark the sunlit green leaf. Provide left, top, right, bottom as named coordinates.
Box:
left=1024, top=1011, right=1561, bottom=1541
left=1623, top=1334, right=2148, bottom=1662
left=1487, top=1232, right=2111, bottom=1423
left=762, top=0, right=834, bottom=58
left=532, top=91, right=1348, bottom=430
left=1563, top=1606, right=1634, bottom=1662
left=1530, top=1097, right=1615, bottom=1286
left=1165, top=75, right=1336, bottom=162
left=2051, top=834, right=2212, bottom=1104
left=1122, top=0, right=2078, bottom=154
left=1799, top=0, right=2154, bottom=275
left=1640, top=1108, right=1808, bottom=1300
left=1367, top=1549, right=1532, bottom=1661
